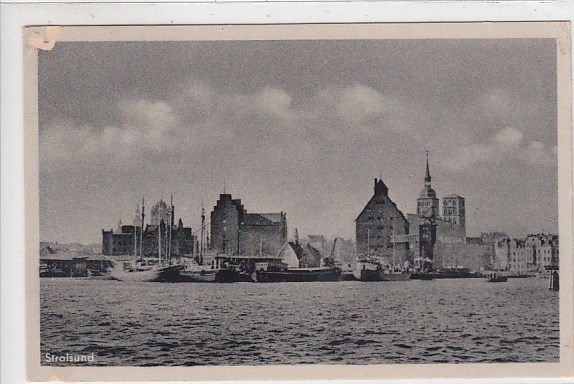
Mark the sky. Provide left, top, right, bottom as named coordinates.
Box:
left=38, top=38, right=558, bottom=244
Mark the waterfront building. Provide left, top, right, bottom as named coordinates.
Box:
left=102, top=198, right=194, bottom=258
left=493, top=233, right=559, bottom=275
left=210, top=193, right=287, bottom=256
left=355, top=178, right=410, bottom=261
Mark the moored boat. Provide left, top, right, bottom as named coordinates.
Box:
left=410, top=272, right=435, bottom=280
left=354, top=259, right=411, bottom=282
left=485, top=271, right=508, bottom=283
left=254, top=266, right=341, bottom=283
left=110, top=259, right=181, bottom=282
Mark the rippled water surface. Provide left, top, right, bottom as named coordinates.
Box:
left=41, top=278, right=559, bottom=366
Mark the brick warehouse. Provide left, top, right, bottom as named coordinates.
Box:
left=210, top=193, right=287, bottom=256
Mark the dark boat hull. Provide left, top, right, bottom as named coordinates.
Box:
left=255, top=268, right=341, bottom=283
left=486, top=277, right=508, bottom=282
left=179, top=268, right=254, bottom=283
left=433, top=272, right=481, bottom=279
left=358, top=269, right=411, bottom=282
left=410, top=272, right=435, bottom=280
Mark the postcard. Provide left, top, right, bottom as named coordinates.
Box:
left=23, top=22, right=572, bottom=382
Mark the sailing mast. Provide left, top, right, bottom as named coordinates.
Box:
left=392, top=228, right=396, bottom=268
left=168, top=194, right=173, bottom=264
left=200, top=202, right=205, bottom=265
left=133, top=205, right=138, bottom=259
left=140, top=197, right=145, bottom=262
left=158, top=218, right=162, bottom=265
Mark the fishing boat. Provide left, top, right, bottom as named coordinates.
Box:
left=410, top=271, right=435, bottom=280
left=179, top=259, right=246, bottom=283
left=354, top=259, right=411, bottom=281
left=433, top=266, right=481, bottom=279
left=110, top=197, right=182, bottom=283
left=410, top=257, right=435, bottom=280
left=253, top=264, right=341, bottom=283
left=485, top=271, right=508, bottom=283
left=110, top=259, right=181, bottom=282
left=354, top=230, right=411, bottom=282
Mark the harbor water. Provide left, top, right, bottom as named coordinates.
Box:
left=40, top=278, right=559, bottom=366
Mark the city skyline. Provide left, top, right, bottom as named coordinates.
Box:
left=39, top=39, right=558, bottom=244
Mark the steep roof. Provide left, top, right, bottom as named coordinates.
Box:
left=355, top=193, right=409, bottom=225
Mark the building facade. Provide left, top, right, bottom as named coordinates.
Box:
left=493, top=233, right=559, bottom=275
left=355, top=178, right=409, bottom=261
left=210, top=193, right=287, bottom=256
left=102, top=199, right=194, bottom=258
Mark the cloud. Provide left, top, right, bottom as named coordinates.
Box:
left=443, top=127, right=556, bottom=171
left=493, top=127, right=523, bottom=146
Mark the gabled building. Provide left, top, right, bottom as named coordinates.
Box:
left=210, top=193, right=287, bottom=257
left=355, top=178, right=409, bottom=261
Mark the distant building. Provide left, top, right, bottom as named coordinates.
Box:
left=210, top=193, right=287, bottom=256
left=355, top=178, right=409, bottom=261
left=102, top=198, right=194, bottom=258
left=493, top=233, right=558, bottom=275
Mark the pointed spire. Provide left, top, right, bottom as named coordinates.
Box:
left=223, top=180, right=226, bottom=194
left=425, top=151, right=431, bottom=188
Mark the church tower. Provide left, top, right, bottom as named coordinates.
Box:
left=417, top=151, right=439, bottom=219
left=416, top=152, right=438, bottom=262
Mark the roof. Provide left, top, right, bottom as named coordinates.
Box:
left=243, top=213, right=283, bottom=226
left=419, top=186, right=437, bottom=198
left=258, top=213, right=283, bottom=223
left=356, top=193, right=408, bottom=225
left=444, top=194, right=464, bottom=199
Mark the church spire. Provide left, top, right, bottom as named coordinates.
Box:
left=425, top=151, right=431, bottom=188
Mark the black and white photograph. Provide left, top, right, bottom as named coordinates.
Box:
left=21, top=22, right=572, bottom=381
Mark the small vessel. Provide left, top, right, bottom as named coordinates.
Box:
left=410, top=257, right=435, bottom=280
left=433, top=266, right=481, bottom=279
left=354, top=259, right=411, bottom=282
left=354, top=235, right=410, bottom=282
left=486, top=271, right=508, bottom=283
left=179, top=259, right=250, bottom=283
left=253, top=265, right=342, bottom=283
left=110, top=197, right=181, bottom=283
left=410, top=271, right=435, bottom=280
left=110, top=259, right=181, bottom=282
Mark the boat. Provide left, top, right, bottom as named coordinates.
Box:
left=410, top=257, right=435, bottom=280
left=179, top=259, right=252, bottom=283
left=486, top=271, right=508, bottom=283
left=110, top=259, right=181, bottom=282
left=354, top=232, right=411, bottom=282
left=110, top=197, right=182, bottom=282
left=410, top=272, right=435, bottom=280
left=354, top=259, right=411, bottom=281
left=253, top=265, right=342, bottom=283
left=433, top=266, right=481, bottom=279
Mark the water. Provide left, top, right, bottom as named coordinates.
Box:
left=40, top=278, right=559, bottom=366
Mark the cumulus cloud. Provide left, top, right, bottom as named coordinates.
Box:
left=444, top=126, right=556, bottom=171
left=493, top=127, right=523, bottom=146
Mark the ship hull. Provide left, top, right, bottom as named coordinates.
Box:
left=111, top=265, right=181, bottom=282
left=358, top=269, right=411, bottom=282
left=179, top=268, right=255, bottom=283
left=410, top=272, right=435, bottom=280
left=254, top=267, right=341, bottom=283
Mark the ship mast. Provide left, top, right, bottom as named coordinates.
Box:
left=200, top=202, right=205, bottom=265
left=158, top=218, right=162, bottom=264
left=168, top=194, right=173, bottom=264
left=140, top=197, right=145, bottom=262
